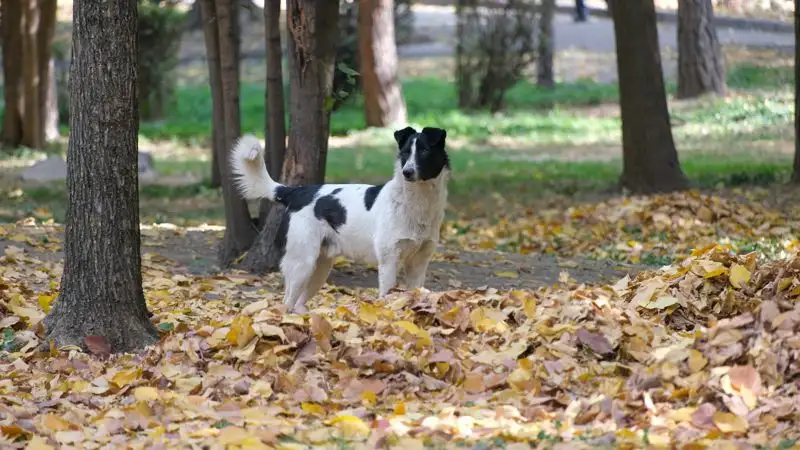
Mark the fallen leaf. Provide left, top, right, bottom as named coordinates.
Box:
left=84, top=336, right=111, bottom=357
left=328, top=415, right=371, bottom=439
left=712, top=412, right=748, bottom=434
left=728, top=264, right=751, bottom=289
left=576, top=328, right=614, bottom=356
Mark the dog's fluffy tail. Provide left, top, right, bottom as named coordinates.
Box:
left=229, top=134, right=281, bottom=201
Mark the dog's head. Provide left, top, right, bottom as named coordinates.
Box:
left=393, top=126, right=450, bottom=182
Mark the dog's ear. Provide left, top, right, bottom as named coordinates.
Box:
left=394, top=126, right=417, bottom=148
left=421, top=127, right=447, bottom=148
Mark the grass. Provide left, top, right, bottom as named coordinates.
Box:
left=0, top=63, right=795, bottom=225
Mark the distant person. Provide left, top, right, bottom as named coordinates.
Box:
left=575, top=0, right=589, bottom=22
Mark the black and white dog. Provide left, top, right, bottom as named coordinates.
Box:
left=230, top=126, right=450, bottom=313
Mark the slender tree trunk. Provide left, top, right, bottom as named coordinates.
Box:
left=536, top=0, right=556, bottom=90
left=42, top=0, right=159, bottom=354
left=21, top=0, right=43, bottom=149
left=202, top=0, right=225, bottom=189
left=676, top=0, right=726, bottom=99
left=609, top=0, right=689, bottom=194
left=1, top=0, right=24, bottom=148
left=204, top=0, right=256, bottom=266
left=258, top=0, right=288, bottom=226
left=243, top=0, right=341, bottom=273
left=39, top=0, right=59, bottom=141
left=793, top=0, right=800, bottom=182
left=359, top=0, right=407, bottom=127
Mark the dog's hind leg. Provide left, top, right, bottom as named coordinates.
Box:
left=404, top=240, right=436, bottom=290
left=377, top=245, right=402, bottom=297
left=293, top=255, right=334, bottom=314
left=281, top=251, right=319, bottom=313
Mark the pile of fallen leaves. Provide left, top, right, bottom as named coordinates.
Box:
left=445, top=190, right=800, bottom=265
left=2, top=229, right=800, bottom=449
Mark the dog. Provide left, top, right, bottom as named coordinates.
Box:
left=229, top=126, right=451, bottom=313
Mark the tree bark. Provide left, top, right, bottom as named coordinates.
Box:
left=204, top=0, right=257, bottom=266
left=201, top=0, right=225, bottom=189
left=609, top=0, right=689, bottom=194
left=39, top=0, right=58, bottom=141
left=1, top=0, right=24, bottom=148
left=536, top=0, right=556, bottom=90
left=676, top=0, right=726, bottom=99
left=244, top=0, right=341, bottom=273
left=42, top=0, right=159, bottom=354
left=359, top=0, right=407, bottom=127
left=793, top=0, right=800, bottom=183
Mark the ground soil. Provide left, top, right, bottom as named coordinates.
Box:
left=1, top=226, right=648, bottom=295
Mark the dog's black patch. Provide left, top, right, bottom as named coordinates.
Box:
left=331, top=188, right=343, bottom=195
left=274, top=210, right=291, bottom=259
left=314, top=195, right=347, bottom=231
left=363, top=184, right=385, bottom=211
left=274, top=184, right=323, bottom=212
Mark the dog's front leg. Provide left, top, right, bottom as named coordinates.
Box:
left=404, top=240, right=436, bottom=290
left=377, top=246, right=401, bottom=297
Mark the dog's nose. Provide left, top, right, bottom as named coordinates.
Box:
left=402, top=167, right=415, bottom=180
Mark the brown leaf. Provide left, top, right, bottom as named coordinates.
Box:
left=310, top=314, right=332, bottom=352
left=690, top=403, right=717, bottom=429
left=576, top=328, right=614, bottom=356
left=728, top=365, right=762, bottom=395
left=84, top=335, right=111, bottom=357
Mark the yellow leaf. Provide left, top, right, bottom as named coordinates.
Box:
left=687, top=349, right=708, bottom=373
left=111, top=368, right=143, bottom=389
left=712, top=412, right=748, bottom=434
left=393, top=402, right=406, bottom=416
left=133, top=386, right=160, bottom=402
left=25, top=435, right=54, bottom=450
left=328, top=415, right=371, bottom=439
left=41, top=415, right=72, bottom=432
left=359, top=303, right=380, bottom=325
left=494, top=271, right=519, bottom=279
left=301, top=402, right=326, bottom=417
left=640, top=295, right=678, bottom=310
left=668, top=407, right=697, bottom=423
left=728, top=264, right=751, bottom=289
left=9, top=234, right=27, bottom=242
left=227, top=315, right=256, bottom=348
left=777, top=277, right=794, bottom=292
left=469, top=307, right=509, bottom=333
left=360, top=390, right=377, bottom=405
left=252, top=323, right=287, bottom=342
left=392, top=321, right=432, bottom=347
left=38, top=294, right=56, bottom=313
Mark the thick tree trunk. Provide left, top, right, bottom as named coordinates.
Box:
left=201, top=0, right=256, bottom=266
left=676, top=0, right=726, bottom=99
left=243, top=0, right=341, bottom=273
left=609, top=0, right=689, bottom=194
left=359, top=0, right=407, bottom=127
left=536, top=0, right=556, bottom=90
left=1, top=0, right=24, bottom=148
left=793, top=0, right=800, bottom=182
left=258, top=0, right=288, bottom=225
left=42, top=0, right=159, bottom=354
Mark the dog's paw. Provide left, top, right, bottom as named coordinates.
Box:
left=246, top=145, right=260, bottom=161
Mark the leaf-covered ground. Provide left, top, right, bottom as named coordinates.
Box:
left=2, top=191, right=800, bottom=449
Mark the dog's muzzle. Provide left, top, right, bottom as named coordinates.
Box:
left=402, top=167, right=416, bottom=181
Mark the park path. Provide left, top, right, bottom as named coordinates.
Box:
left=401, top=2, right=794, bottom=59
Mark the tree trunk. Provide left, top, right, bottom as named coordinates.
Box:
left=243, top=0, right=341, bottom=273
left=42, top=0, right=159, bottom=354
left=359, top=0, right=407, bottom=127
left=536, top=0, right=556, bottom=90
left=676, top=0, right=726, bottom=99
left=21, top=0, right=43, bottom=149
left=793, top=0, right=800, bottom=182
left=609, top=0, right=689, bottom=194
left=258, top=0, right=288, bottom=226
left=202, top=0, right=224, bottom=190
left=39, top=0, right=58, bottom=142
left=1, top=0, right=59, bottom=149
left=1, top=0, right=24, bottom=148
left=201, top=0, right=256, bottom=266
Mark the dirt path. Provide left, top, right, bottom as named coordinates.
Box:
left=2, top=226, right=649, bottom=294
